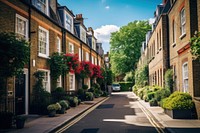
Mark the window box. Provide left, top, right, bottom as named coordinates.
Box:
left=164, top=109, right=195, bottom=119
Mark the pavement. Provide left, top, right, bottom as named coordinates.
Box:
left=1, top=92, right=200, bottom=133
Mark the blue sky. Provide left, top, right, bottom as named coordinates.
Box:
left=58, top=0, right=162, bottom=53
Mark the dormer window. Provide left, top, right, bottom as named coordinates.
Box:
left=80, top=26, right=86, bottom=43
left=65, top=12, right=73, bottom=33
left=92, top=39, right=96, bottom=51
left=32, top=0, right=49, bottom=15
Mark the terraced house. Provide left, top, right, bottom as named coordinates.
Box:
left=138, top=0, right=200, bottom=117
left=0, top=0, right=104, bottom=115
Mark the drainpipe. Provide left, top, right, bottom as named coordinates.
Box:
left=62, top=29, right=66, bottom=89
left=80, top=43, right=83, bottom=61
left=28, top=0, right=32, bottom=114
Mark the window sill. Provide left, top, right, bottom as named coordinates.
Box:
left=157, top=50, right=159, bottom=54
left=38, top=54, right=49, bottom=59
left=159, top=47, right=162, bottom=51
left=179, top=33, right=186, bottom=40
left=172, top=43, right=176, bottom=47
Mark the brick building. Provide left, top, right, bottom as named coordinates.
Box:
left=0, top=0, right=104, bottom=115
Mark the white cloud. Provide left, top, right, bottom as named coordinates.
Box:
left=94, top=25, right=120, bottom=43
left=105, top=6, right=110, bottom=10
left=149, top=18, right=155, bottom=25
left=94, top=25, right=120, bottom=53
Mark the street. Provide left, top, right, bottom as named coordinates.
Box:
left=62, top=92, right=165, bottom=133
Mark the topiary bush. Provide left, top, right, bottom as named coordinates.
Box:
left=67, top=96, right=79, bottom=107
left=161, top=91, right=194, bottom=110
left=147, top=92, right=156, bottom=102
left=155, top=88, right=171, bottom=102
left=51, top=87, right=66, bottom=103
left=82, top=84, right=88, bottom=91
left=77, top=88, right=85, bottom=101
left=132, top=85, right=138, bottom=94
left=118, top=82, right=134, bottom=91
left=85, top=92, right=94, bottom=101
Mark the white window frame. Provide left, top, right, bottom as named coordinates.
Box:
left=79, top=48, right=81, bottom=61
left=69, top=42, right=74, bottom=53
left=33, top=0, right=49, bottom=15
left=86, top=52, right=89, bottom=61
left=92, top=56, right=94, bottom=64
left=57, top=37, right=61, bottom=53
left=99, top=60, right=101, bottom=66
left=65, top=11, right=73, bottom=33
left=172, top=20, right=176, bottom=44
left=180, top=8, right=186, bottom=36
left=69, top=73, right=75, bottom=91
left=15, top=14, right=28, bottom=40
left=39, top=69, right=50, bottom=92
left=95, top=58, right=97, bottom=65
left=182, top=62, right=188, bottom=93
left=38, top=26, right=49, bottom=58
left=57, top=76, right=62, bottom=87
left=80, top=26, right=86, bottom=43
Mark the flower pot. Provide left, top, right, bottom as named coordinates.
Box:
left=16, top=119, right=25, bottom=129
left=164, top=109, right=193, bottom=119
left=48, top=110, right=56, bottom=117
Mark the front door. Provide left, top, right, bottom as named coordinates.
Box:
left=15, top=74, right=26, bottom=115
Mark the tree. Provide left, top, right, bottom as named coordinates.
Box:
left=135, top=65, right=148, bottom=87
left=0, top=32, right=30, bottom=111
left=190, top=32, right=200, bottom=59
left=110, top=20, right=151, bottom=76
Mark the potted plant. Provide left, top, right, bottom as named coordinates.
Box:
left=59, top=100, right=69, bottom=114
left=15, top=115, right=27, bottom=129
left=161, top=91, right=196, bottom=119
left=47, top=103, right=61, bottom=117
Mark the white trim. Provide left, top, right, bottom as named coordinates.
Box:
left=69, top=73, right=75, bottom=91
left=64, top=10, right=74, bottom=34
left=57, top=37, right=61, bottom=53
left=79, top=48, right=81, bottom=61
left=15, top=14, right=28, bottom=40
left=38, top=26, right=49, bottom=58
left=180, top=8, right=186, bottom=36
left=69, top=42, right=74, bottom=53
left=57, top=76, right=62, bottom=87
left=182, top=62, right=188, bottom=93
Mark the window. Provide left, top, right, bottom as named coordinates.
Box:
left=79, top=48, right=81, bottom=61
left=38, top=26, right=49, bottom=58
left=92, top=39, right=96, bottom=50
left=65, top=13, right=73, bottom=33
left=80, top=26, right=86, bottom=43
left=159, top=29, right=162, bottom=48
left=39, top=70, right=50, bottom=92
left=69, top=42, right=74, bottom=53
left=57, top=76, right=62, bottom=87
left=99, top=60, right=101, bottom=66
left=180, top=8, right=186, bottom=36
left=172, top=20, right=176, bottom=44
left=86, top=52, right=89, bottom=61
left=57, top=37, right=61, bottom=53
left=182, top=62, right=188, bottom=93
left=92, top=56, right=94, bottom=64
left=157, top=33, right=159, bottom=52
left=16, top=14, right=28, bottom=40
left=95, top=58, right=97, bottom=65
left=32, top=0, right=49, bottom=15
left=69, top=73, right=75, bottom=90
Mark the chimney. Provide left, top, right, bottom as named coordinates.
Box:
left=162, top=0, right=167, bottom=5
left=76, top=14, right=84, bottom=24
left=88, top=27, right=94, bottom=35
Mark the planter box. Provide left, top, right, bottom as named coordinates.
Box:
left=164, top=109, right=193, bottom=119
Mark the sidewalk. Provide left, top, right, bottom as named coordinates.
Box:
left=1, top=97, right=107, bottom=133
left=129, top=93, right=200, bottom=133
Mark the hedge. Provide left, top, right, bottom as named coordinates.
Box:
left=118, top=82, right=134, bottom=91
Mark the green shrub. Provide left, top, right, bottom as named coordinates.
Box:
left=59, top=100, right=69, bottom=109
left=101, top=91, right=109, bottom=97
left=88, top=87, right=94, bottom=93
left=147, top=92, right=156, bottom=101
left=152, top=86, right=162, bottom=92
left=132, top=85, right=138, bottom=94
left=77, top=88, right=85, bottom=101
left=149, top=98, right=158, bottom=106
left=85, top=92, right=94, bottom=101
left=47, top=103, right=61, bottom=111
left=93, top=83, right=101, bottom=90
left=67, top=96, right=79, bottom=107
left=155, top=89, right=171, bottom=101
left=118, top=82, right=133, bottom=91
left=165, top=69, right=173, bottom=92
left=161, top=91, right=194, bottom=110
left=82, top=84, right=88, bottom=90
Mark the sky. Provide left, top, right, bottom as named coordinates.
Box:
left=58, top=0, right=162, bottom=53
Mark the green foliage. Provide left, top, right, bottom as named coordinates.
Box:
left=59, top=100, right=69, bottom=108
left=82, top=84, right=89, bottom=90
left=0, top=32, right=30, bottom=78
left=124, top=71, right=135, bottom=82
left=105, top=69, right=113, bottom=85
left=67, top=96, right=78, bottom=107
left=110, top=21, right=151, bottom=75
left=85, top=92, right=94, bottom=101
left=149, top=98, right=158, bottom=106
left=31, top=71, right=51, bottom=114
left=77, top=89, right=85, bottom=101
left=155, top=88, right=171, bottom=102
left=135, top=65, right=149, bottom=88
left=51, top=87, right=66, bottom=103
left=92, top=83, right=101, bottom=90
left=48, top=52, right=69, bottom=80
left=47, top=103, right=61, bottom=111
left=132, top=85, right=138, bottom=94
left=118, top=82, right=133, bottom=91
left=190, top=32, right=200, bottom=59
left=161, top=91, right=194, bottom=110
left=164, top=69, right=173, bottom=92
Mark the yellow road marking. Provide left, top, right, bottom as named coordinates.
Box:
left=55, top=97, right=109, bottom=133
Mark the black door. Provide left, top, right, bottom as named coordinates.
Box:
left=15, top=74, right=26, bottom=115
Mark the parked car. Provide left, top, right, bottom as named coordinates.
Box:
left=112, top=84, right=121, bottom=92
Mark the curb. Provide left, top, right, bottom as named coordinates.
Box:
left=48, top=97, right=109, bottom=133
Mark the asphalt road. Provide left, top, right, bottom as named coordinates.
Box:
left=63, top=92, right=159, bottom=133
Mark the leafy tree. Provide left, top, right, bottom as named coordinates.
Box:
left=135, top=65, right=148, bottom=87
left=190, top=32, right=200, bottom=59
left=123, top=71, right=135, bottom=82
left=164, top=69, right=173, bottom=93
left=110, top=20, right=151, bottom=75
left=0, top=32, right=30, bottom=111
